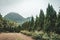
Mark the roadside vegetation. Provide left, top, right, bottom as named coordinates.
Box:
left=21, top=30, right=60, bottom=40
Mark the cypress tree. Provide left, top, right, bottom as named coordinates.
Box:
left=34, top=15, right=39, bottom=31
left=45, top=4, right=57, bottom=32
left=29, top=16, right=34, bottom=31
left=39, top=9, right=44, bottom=30
left=56, top=11, right=60, bottom=34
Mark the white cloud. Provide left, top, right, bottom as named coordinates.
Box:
left=0, top=0, right=60, bottom=18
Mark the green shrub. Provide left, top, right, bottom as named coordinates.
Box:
left=42, top=33, right=49, bottom=40
left=32, top=34, right=43, bottom=40
left=21, top=30, right=32, bottom=36
left=21, top=30, right=60, bottom=40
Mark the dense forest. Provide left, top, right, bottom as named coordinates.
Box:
left=22, top=4, right=60, bottom=34
left=21, top=4, right=60, bottom=40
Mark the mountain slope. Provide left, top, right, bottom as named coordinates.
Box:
left=4, top=12, right=26, bottom=23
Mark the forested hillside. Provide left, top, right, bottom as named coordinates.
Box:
left=4, top=12, right=26, bottom=24
left=4, top=12, right=31, bottom=24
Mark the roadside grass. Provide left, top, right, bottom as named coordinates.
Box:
left=21, top=30, right=60, bottom=40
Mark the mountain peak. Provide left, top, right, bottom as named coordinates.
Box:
left=4, top=12, right=31, bottom=24
left=4, top=12, right=25, bottom=23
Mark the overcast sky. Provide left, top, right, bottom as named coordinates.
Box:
left=0, top=0, right=60, bottom=18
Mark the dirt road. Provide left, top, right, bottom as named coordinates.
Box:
left=0, top=33, right=34, bottom=40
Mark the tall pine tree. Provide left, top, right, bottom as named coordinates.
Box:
left=39, top=9, right=44, bottom=30
left=45, top=4, right=57, bottom=32
left=56, top=11, right=60, bottom=34
left=34, top=15, right=39, bottom=31
left=29, top=16, right=34, bottom=31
